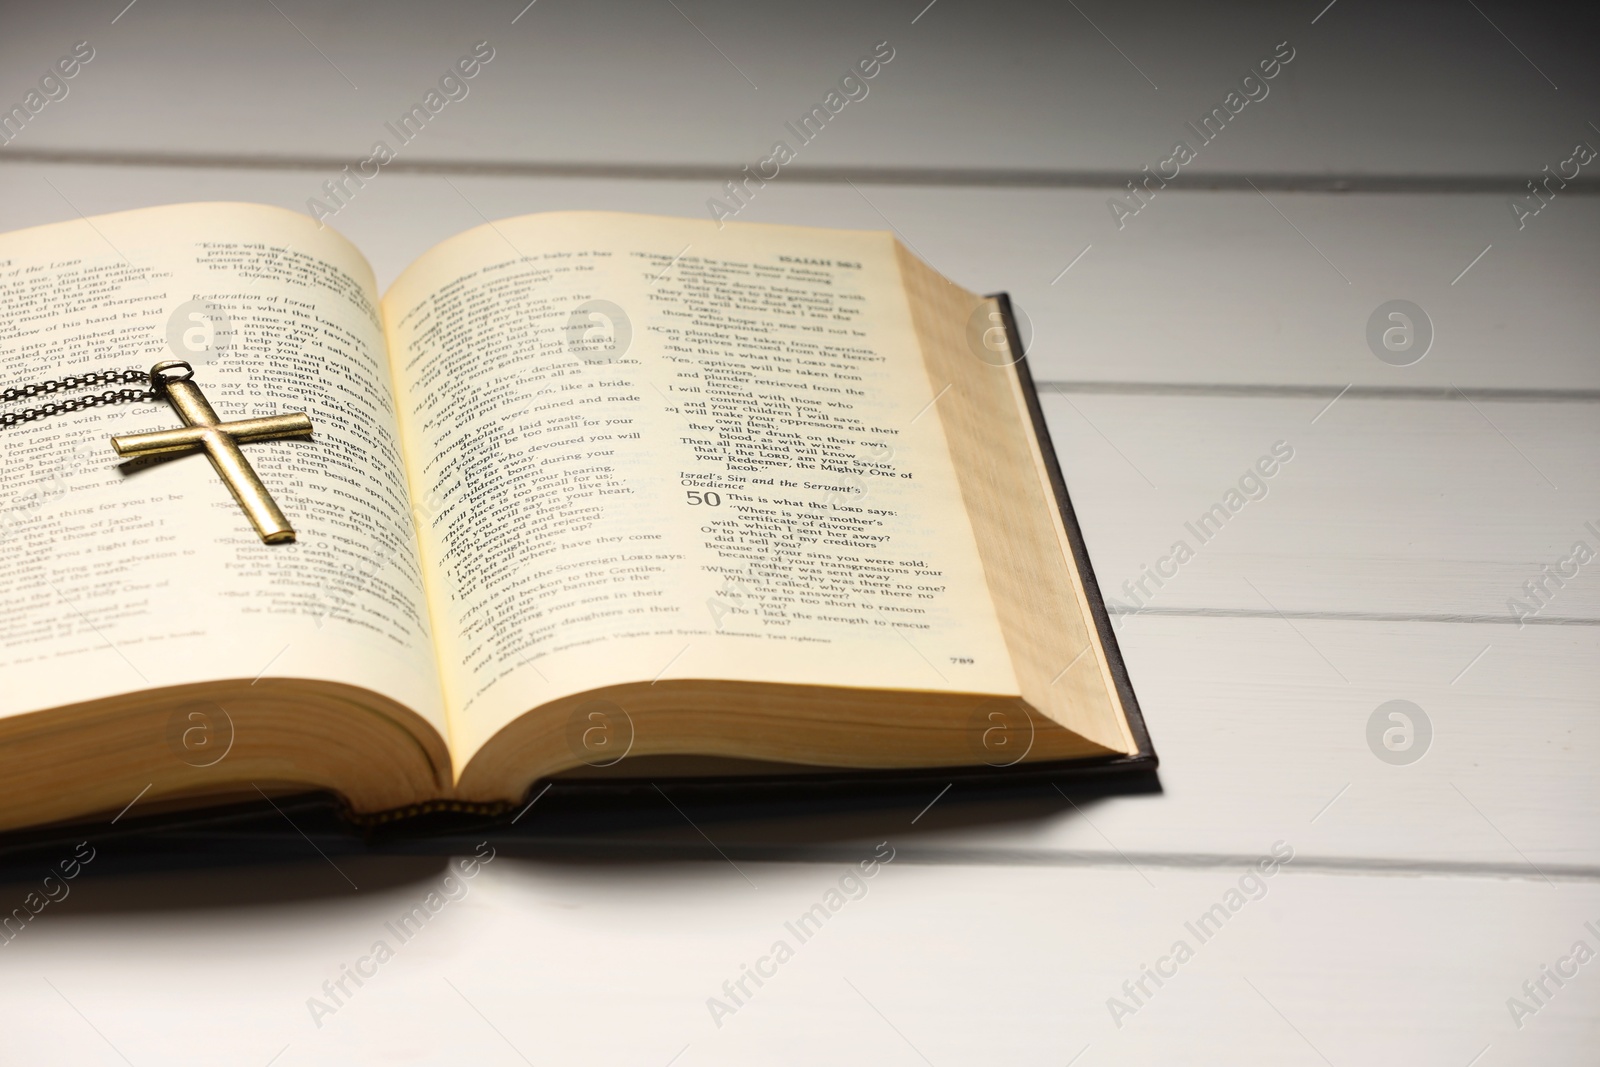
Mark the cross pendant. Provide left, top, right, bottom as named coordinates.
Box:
left=110, top=360, right=313, bottom=544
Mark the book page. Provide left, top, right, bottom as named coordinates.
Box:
left=0, top=203, right=445, bottom=733
left=383, top=211, right=1018, bottom=767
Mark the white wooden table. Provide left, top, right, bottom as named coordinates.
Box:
left=2, top=2, right=1596, bottom=1063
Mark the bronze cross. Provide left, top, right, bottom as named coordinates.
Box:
left=110, top=360, right=313, bottom=544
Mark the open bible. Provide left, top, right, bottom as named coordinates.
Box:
left=0, top=203, right=1152, bottom=835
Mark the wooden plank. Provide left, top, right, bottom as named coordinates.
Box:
left=2, top=0, right=1593, bottom=180
left=1041, top=392, right=1600, bottom=620
left=2, top=856, right=1594, bottom=1064
left=3, top=162, right=1597, bottom=390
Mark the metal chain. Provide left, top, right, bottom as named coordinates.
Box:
left=0, top=369, right=155, bottom=430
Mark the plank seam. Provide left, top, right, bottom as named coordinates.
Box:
left=479, top=842, right=1600, bottom=881
left=1106, top=606, right=1600, bottom=626
left=1039, top=382, right=1600, bottom=403
left=5, top=149, right=1600, bottom=194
